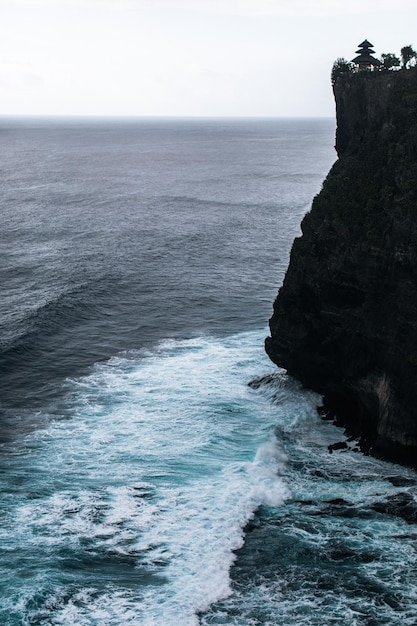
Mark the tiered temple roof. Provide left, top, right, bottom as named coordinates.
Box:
left=352, top=40, right=381, bottom=68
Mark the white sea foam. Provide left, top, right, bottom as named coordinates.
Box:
left=12, top=328, right=416, bottom=626
left=3, top=330, right=417, bottom=625
left=2, top=329, right=294, bottom=625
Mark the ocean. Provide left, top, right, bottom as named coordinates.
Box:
left=1, top=117, right=417, bottom=625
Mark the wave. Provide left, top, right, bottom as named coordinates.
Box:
left=0, top=330, right=301, bottom=625
left=0, top=277, right=126, bottom=408
left=158, top=193, right=308, bottom=213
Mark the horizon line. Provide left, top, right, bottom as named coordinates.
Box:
left=0, top=113, right=334, bottom=123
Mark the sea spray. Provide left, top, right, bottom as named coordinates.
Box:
left=0, top=330, right=291, bottom=625
left=202, top=372, right=417, bottom=626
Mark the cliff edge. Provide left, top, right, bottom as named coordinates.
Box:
left=265, top=67, right=417, bottom=466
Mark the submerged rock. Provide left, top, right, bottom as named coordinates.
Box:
left=370, top=492, right=417, bottom=523
left=328, top=441, right=349, bottom=453
left=266, top=67, right=417, bottom=467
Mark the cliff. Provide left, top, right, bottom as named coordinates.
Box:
left=265, top=67, right=417, bottom=466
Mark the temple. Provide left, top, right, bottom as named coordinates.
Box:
left=352, top=40, right=381, bottom=70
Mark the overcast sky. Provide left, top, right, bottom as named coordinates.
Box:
left=1, top=0, right=417, bottom=117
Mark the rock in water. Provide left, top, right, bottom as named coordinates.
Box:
left=265, top=67, right=417, bottom=467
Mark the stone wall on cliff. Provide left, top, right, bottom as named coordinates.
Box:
left=265, top=67, right=417, bottom=466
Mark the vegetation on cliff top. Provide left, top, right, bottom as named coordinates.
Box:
left=331, top=44, right=417, bottom=85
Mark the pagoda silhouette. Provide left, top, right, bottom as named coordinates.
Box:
left=352, top=40, right=381, bottom=70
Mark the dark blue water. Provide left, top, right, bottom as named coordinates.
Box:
left=2, top=117, right=417, bottom=625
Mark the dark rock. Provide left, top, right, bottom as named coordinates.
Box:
left=326, top=543, right=357, bottom=561
left=326, top=498, right=351, bottom=506
left=328, top=441, right=348, bottom=452
left=248, top=373, right=280, bottom=389
left=317, top=405, right=335, bottom=421
left=370, top=491, right=417, bottom=523
left=387, top=476, right=416, bottom=487
left=327, top=542, right=378, bottom=563
left=266, top=67, right=417, bottom=468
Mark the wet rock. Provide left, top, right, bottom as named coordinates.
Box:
left=326, top=498, right=351, bottom=506
left=370, top=491, right=417, bottom=523
left=266, top=67, right=417, bottom=468
left=328, top=441, right=348, bottom=453
left=327, top=544, right=356, bottom=561
left=248, top=373, right=277, bottom=389
left=387, top=476, right=416, bottom=487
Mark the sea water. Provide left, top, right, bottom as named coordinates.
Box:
left=1, top=118, right=417, bottom=625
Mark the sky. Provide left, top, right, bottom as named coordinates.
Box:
left=1, top=0, right=417, bottom=118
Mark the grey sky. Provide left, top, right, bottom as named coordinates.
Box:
left=1, top=0, right=417, bottom=117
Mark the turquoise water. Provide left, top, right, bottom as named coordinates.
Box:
left=2, top=330, right=417, bottom=625
left=0, top=331, right=287, bottom=624
left=2, top=118, right=417, bottom=625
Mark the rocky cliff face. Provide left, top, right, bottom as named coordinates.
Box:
left=265, top=67, right=417, bottom=466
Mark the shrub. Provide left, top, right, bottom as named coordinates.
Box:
left=331, top=58, right=355, bottom=85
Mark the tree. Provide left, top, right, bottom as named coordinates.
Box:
left=380, top=52, right=401, bottom=70
left=331, top=58, right=355, bottom=85
left=401, top=45, right=417, bottom=69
